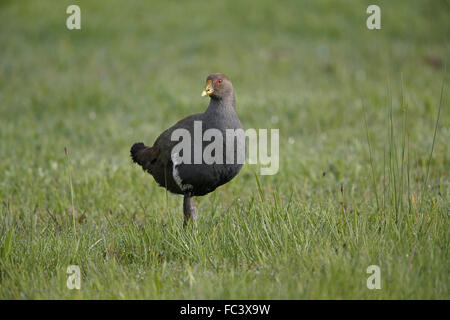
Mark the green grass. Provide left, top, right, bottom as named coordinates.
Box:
left=0, top=0, right=449, bottom=299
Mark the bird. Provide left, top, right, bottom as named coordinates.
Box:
left=130, top=73, right=244, bottom=227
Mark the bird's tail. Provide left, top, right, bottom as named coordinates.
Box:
left=130, top=142, right=148, bottom=167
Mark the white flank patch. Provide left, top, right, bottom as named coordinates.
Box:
left=171, top=153, right=193, bottom=192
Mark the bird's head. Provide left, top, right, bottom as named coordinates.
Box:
left=202, top=73, right=233, bottom=100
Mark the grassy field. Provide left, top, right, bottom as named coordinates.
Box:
left=0, top=0, right=448, bottom=299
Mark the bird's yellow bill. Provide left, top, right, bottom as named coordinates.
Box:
left=202, top=80, right=214, bottom=97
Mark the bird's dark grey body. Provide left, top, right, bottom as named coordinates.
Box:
left=131, top=73, right=244, bottom=226
left=148, top=100, right=244, bottom=196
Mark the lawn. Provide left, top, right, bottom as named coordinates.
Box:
left=0, top=0, right=448, bottom=299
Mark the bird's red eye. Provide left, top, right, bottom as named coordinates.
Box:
left=218, top=79, right=223, bottom=84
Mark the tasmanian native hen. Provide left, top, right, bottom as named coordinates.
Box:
left=131, top=73, right=245, bottom=227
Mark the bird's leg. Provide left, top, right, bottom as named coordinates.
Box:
left=183, top=195, right=197, bottom=228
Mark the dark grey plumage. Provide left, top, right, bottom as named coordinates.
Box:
left=131, top=73, right=244, bottom=226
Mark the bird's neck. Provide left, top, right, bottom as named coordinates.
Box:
left=205, top=93, right=236, bottom=116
